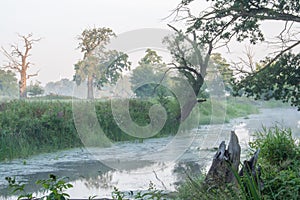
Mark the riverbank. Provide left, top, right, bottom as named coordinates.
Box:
left=0, top=97, right=259, bottom=161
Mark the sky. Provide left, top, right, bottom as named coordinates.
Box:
left=0, top=0, right=183, bottom=85
left=0, top=0, right=293, bottom=85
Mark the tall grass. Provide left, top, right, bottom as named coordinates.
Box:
left=0, top=100, right=82, bottom=161
left=0, top=97, right=258, bottom=161
left=249, top=126, right=300, bottom=199
left=177, top=162, right=262, bottom=200
left=177, top=126, right=300, bottom=199
left=0, top=99, right=181, bottom=161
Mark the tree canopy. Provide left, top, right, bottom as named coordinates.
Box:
left=44, top=78, right=75, bottom=96
left=0, top=69, right=18, bottom=98
left=130, top=49, right=169, bottom=98
left=171, top=0, right=300, bottom=109
left=74, top=27, right=131, bottom=99
left=26, top=81, right=44, bottom=97
left=210, top=53, right=233, bottom=93
left=232, top=53, right=300, bottom=109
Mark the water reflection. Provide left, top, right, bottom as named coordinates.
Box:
left=82, top=171, right=114, bottom=190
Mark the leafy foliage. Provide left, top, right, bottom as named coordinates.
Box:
left=0, top=100, right=82, bottom=161
left=0, top=97, right=258, bottom=161
left=177, top=166, right=262, bottom=200
left=74, top=27, right=131, bottom=99
left=249, top=126, right=300, bottom=199
left=5, top=176, right=34, bottom=200
left=183, top=0, right=300, bottom=44
left=112, top=182, right=167, bottom=200
left=174, top=0, right=300, bottom=109
left=0, top=99, right=180, bottom=160
left=6, top=174, right=72, bottom=200
left=44, top=78, right=75, bottom=96
left=211, top=53, right=233, bottom=90
left=7, top=175, right=166, bottom=200
left=27, top=81, right=44, bottom=97
left=163, top=32, right=205, bottom=96
left=178, top=125, right=300, bottom=199
left=233, top=52, right=300, bottom=110
left=36, top=174, right=73, bottom=200
left=130, top=49, right=170, bottom=98
left=0, top=69, right=18, bottom=98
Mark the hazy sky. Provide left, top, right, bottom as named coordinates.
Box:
left=0, top=0, right=292, bottom=85
left=0, top=0, right=182, bottom=85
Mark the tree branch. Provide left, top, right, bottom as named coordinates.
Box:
left=255, top=40, right=300, bottom=75
left=27, top=70, right=39, bottom=79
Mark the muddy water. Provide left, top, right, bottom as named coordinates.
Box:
left=0, top=108, right=299, bottom=199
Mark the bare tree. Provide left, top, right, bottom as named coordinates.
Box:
left=1, top=33, right=41, bottom=98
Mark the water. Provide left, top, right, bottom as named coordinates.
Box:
left=0, top=108, right=299, bottom=199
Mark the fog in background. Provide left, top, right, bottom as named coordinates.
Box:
left=0, top=0, right=291, bottom=86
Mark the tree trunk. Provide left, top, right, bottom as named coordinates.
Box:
left=204, top=131, right=261, bottom=189
left=19, top=71, right=27, bottom=98
left=87, top=75, right=94, bottom=99
left=177, top=75, right=204, bottom=122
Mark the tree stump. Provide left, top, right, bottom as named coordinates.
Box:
left=204, top=131, right=241, bottom=186
left=204, top=131, right=262, bottom=189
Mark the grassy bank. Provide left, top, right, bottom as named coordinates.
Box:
left=0, top=97, right=258, bottom=161
left=0, top=99, right=181, bottom=161
left=198, top=96, right=259, bottom=124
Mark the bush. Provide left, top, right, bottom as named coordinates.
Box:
left=249, top=126, right=299, bottom=166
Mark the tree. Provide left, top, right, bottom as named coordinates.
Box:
left=162, top=28, right=211, bottom=120
left=171, top=0, right=300, bottom=109
left=163, top=29, right=206, bottom=98
left=1, top=34, right=40, bottom=98
left=130, top=49, right=169, bottom=98
left=210, top=53, right=234, bottom=94
left=74, top=27, right=131, bottom=99
left=0, top=69, right=18, bottom=98
left=27, top=81, right=44, bottom=97
left=44, top=78, right=75, bottom=96
left=232, top=53, right=300, bottom=109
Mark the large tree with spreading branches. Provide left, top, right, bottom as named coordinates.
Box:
left=74, top=27, right=131, bottom=99
left=168, top=0, right=300, bottom=109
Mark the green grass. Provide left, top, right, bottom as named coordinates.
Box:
left=0, top=97, right=259, bottom=161
left=258, top=99, right=292, bottom=109
left=0, top=99, right=181, bottom=161
left=249, top=126, right=300, bottom=199
left=198, top=97, right=259, bottom=125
